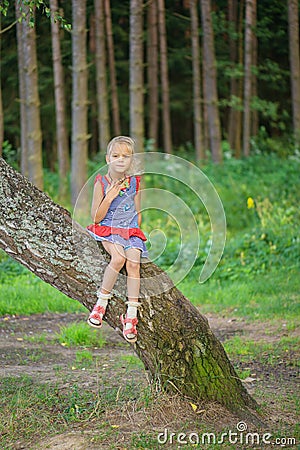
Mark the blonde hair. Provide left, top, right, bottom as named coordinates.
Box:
left=106, top=136, right=142, bottom=175
left=106, top=136, right=135, bottom=156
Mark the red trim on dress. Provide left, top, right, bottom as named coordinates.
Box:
left=94, top=174, right=105, bottom=195
left=87, top=224, right=147, bottom=241
left=135, top=176, right=141, bottom=193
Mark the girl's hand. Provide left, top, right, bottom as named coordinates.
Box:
left=105, top=178, right=125, bottom=202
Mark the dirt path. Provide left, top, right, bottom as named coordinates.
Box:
left=0, top=312, right=299, bottom=449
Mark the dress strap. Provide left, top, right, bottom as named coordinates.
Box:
left=94, top=174, right=105, bottom=196
left=135, top=176, right=141, bottom=193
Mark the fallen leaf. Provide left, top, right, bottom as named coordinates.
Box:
left=190, top=402, right=198, bottom=412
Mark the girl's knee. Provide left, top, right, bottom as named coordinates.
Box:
left=126, top=259, right=140, bottom=275
left=110, top=254, right=126, bottom=270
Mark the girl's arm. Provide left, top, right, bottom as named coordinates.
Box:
left=91, top=180, right=121, bottom=223
left=134, top=190, right=142, bottom=227
left=91, top=182, right=106, bottom=223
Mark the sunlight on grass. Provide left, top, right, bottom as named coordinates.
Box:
left=0, top=274, right=86, bottom=315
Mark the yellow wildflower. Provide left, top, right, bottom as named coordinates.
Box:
left=247, top=197, right=255, bottom=209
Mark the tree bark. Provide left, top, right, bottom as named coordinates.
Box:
left=251, top=0, right=258, bottom=137
left=129, top=0, right=144, bottom=152
left=228, top=0, right=244, bottom=157
left=227, top=0, right=239, bottom=153
left=147, top=0, right=159, bottom=149
left=94, top=0, right=110, bottom=152
left=16, top=2, right=28, bottom=176
left=104, top=0, right=121, bottom=136
left=190, top=0, right=205, bottom=161
left=200, top=0, right=222, bottom=163
left=242, top=0, right=256, bottom=157
left=19, top=3, right=43, bottom=189
left=71, top=0, right=89, bottom=213
left=0, top=15, right=3, bottom=158
left=50, top=0, right=70, bottom=202
left=0, top=156, right=259, bottom=416
left=158, top=0, right=172, bottom=154
left=288, top=0, right=300, bottom=146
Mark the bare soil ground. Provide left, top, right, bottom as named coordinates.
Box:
left=0, top=312, right=299, bottom=449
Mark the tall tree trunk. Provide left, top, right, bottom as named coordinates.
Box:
left=129, top=0, right=144, bottom=152
left=20, top=3, right=43, bottom=189
left=104, top=0, right=121, bottom=136
left=288, top=0, right=300, bottom=146
left=234, top=0, right=244, bottom=157
left=251, top=1, right=258, bottom=137
left=0, top=156, right=260, bottom=418
left=16, top=2, right=28, bottom=176
left=130, top=0, right=144, bottom=152
left=147, top=0, right=159, bottom=149
left=89, top=13, right=98, bottom=159
left=190, top=0, right=205, bottom=161
left=242, top=0, right=256, bottom=157
left=50, top=0, right=70, bottom=202
left=200, top=0, right=222, bottom=163
left=227, top=0, right=239, bottom=152
left=0, top=15, right=3, bottom=158
left=71, top=0, right=89, bottom=213
left=94, top=0, right=110, bottom=152
left=158, top=0, right=172, bottom=154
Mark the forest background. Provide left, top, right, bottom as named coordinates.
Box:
left=0, top=0, right=299, bottom=203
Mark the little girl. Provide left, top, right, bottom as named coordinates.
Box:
left=86, top=136, right=147, bottom=343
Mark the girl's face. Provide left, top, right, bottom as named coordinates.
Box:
left=106, top=143, right=133, bottom=174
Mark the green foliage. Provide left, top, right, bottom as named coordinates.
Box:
left=1, top=140, right=19, bottom=169
left=0, top=0, right=296, bottom=161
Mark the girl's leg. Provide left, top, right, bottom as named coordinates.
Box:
left=121, top=248, right=141, bottom=341
left=100, top=241, right=126, bottom=293
left=88, top=242, right=126, bottom=327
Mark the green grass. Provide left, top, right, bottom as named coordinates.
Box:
left=179, top=267, right=300, bottom=320
left=0, top=273, right=86, bottom=316
left=223, top=335, right=299, bottom=365
left=56, top=321, right=106, bottom=348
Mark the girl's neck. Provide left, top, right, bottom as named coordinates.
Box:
left=107, top=169, right=127, bottom=182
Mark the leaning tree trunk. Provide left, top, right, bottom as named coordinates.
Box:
left=0, top=157, right=258, bottom=416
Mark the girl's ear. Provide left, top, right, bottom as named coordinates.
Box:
left=105, top=154, right=110, bottom=164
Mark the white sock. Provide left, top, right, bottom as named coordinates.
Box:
left=125, top=302, right=139, bottom=338
left=96, top=291, right=111, bottom=310
left=89, top=292, right=111, bottom=325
